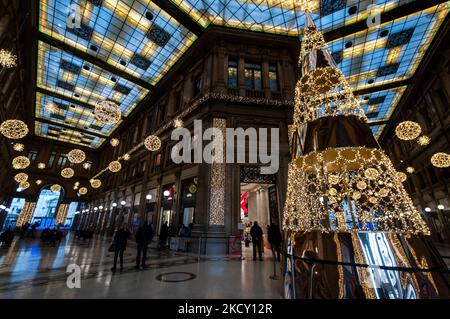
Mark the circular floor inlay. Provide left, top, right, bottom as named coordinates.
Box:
left=155, top=272, right=196, bottom=283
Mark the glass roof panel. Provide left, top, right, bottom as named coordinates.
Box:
left=35, top=122, right=105, bottom=148
left=330, top=3, right=448, bottom=91
left=39, top=0, right=197, bottom=84
left=36, top=41, right=148, bottom=118
left=36, top=92, right=114, bottom=136
left=169, top=0, right=414, bottom=36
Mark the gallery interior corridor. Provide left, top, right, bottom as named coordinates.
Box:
left=0, top=234, right=280, bottom=299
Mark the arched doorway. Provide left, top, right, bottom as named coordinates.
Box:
left=31, top=185, right=65, bottom=228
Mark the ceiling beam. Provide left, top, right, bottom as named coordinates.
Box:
left=38, top=32, right=153, bottom=91
left=353, top=78, right=412, bottom=96
left=323, top=0, right=448, bottom=42
left=35, top=118, right=108, bottom=139
left=368, top=119, right=390, bottom=126
left=36, top=87, right=95, bottom=110
left=152, top=0, right=204, bottom=36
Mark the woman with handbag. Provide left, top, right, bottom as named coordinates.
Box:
left=111, top=222, right=131, bottom=273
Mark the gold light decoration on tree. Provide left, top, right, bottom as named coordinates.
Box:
left=282, top=13, right=429, bottom=236
left=36, top=180, right=42, bottom=185
left=0, top=49, right=17, bottom=68
left=37, top=162, right=46, bottom=169
left=0, top=120, right=29, bottom=139
left=144, top=135, right=161, bottom=151
left=13, top=143, right=24, bottom=152
left=406, top=166, right=415, bottom=174
left=417, top=135, right=430, bottom=146
left=90, top=179, right=102, bottom=188
left=173, top=118, right=183, bottom=128
left=110, top=138, right=120, bottom=147
left=12, top=156, right=30, bottom=169
left=431, top=152, right=450, bottom=168
left=123, top=153, right=130, bottom=161
left=67, top=149, right=86, bottom=164
left=108, top=161, right=121, bottom=173
left=94, top=100, right=121, bottom=124
left=397, top=172, right=407, bottom=183
left=19, top=181, right=30, bottom=190
left=14, top=173, right=28, bottom=183
left=44, top=102, right=58, bottom=114
left=51, top=184, right=61, bottom=192
left=61, top=167, right=75, bottom=178
left=79, top=187, right=88, bottom=195
left=395, top=121, right=421, bottom=141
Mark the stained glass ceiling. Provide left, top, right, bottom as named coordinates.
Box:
left=35, top=0, right=450, bottom=147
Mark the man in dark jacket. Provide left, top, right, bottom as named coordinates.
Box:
left=111, top=223, right=131, bottom=272
left=159, top=221, right=169, bottom=250
left=268, top=222, right=282, bottom=262
left=135, top=221, right=154, bottom=269
left=250, top=221, right=263, bottom=261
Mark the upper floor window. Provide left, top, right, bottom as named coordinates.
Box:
left=228, top=59, right=238, bottom=88
left=269, top=64, right=279, bottom=92
left=244, top=62, right=262, bottom=90
left=27, top=150, right=38, bottom=163
left=47, top=151, right=57, bottom=168
left=194, top=74, right=202, bottom=96
left=57, top=154, right=68, bottom=168
left=175, top=91, right=182, bottom=113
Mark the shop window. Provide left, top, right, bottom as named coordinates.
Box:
left=244, top=62, right=262, bottom=90
left=179, top=177, right=198, bottom=226
left=174, top=91, right=182, bottom=113
left=269, top=64, right=279, bottom=92
left=228, top=59, right=238, bottom=88
left=152, top=153, right=161, bottom=173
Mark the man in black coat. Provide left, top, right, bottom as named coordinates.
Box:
left=268, top=222, right=282, bottom=262
left=111, top=223, right=131, bottom=273
left=135, top=221, right=154, bottom=269
left=250, top=221, right=263, bottom=261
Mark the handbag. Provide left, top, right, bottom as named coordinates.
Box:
left=108, top=242, right=116, bottom=252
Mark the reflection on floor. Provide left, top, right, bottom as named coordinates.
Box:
left=0, top=234, right=281, bottom=298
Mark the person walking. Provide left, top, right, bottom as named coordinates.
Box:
left=111, top=222, right=131, bottom=273
left=134, top=221, right=154, bottom=270
left=250, top=221, right=263, bottom=261
left=268, top=222, right=282, bottom=262
left=159, top=221, right=169, bottom=250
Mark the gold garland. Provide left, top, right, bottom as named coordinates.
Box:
left=12, top=156, right=30, bottom=169
left=144, top=135, right=161, bottom=151
left=61, top=167, right=74, bottom=178
left=395, top=121, right=421, bottom=141
left=430, top=152, right=450, bottom=168
left=108, top=161, right=121, bottom=173
left=67, top=149, right=86, bottom=164
left=0, top=120, right=28, bottom=139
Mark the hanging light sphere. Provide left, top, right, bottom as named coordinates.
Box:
left=67, top=149, right=86, bottom=164
left=123, top=153, right=130, bottom=161
left=90, top=179, right=102, bottom=188
left=0, top=120, right=29, bottom=139
left=37, top=162, right=46, bottom=169
left=19, top=181, right=30, bottom=190
left=12, top=156, right=30, bottom=169
left=406, top=166, right=415, bottom=174
left=110, top=138, right=120, bottom=147
left=14, top=172, right=28, bottom=183
left=14, top=173, right=28, bottom=183
left=431, top=152, right=450, bottom=168
left=0, top=49, right=17, bottom=68
left=94, top=100, right=121, bottom=124
left=79, top=187, right=88, bottom=195
left=108, top=161, right=122, bottom=173
left=74, top=181, right=80, bottom=187
left=44, top=102, right=58, bottom=114
left=173, top=118, right=183, bottom=128
left=50, top=184, right=61, bottom=192
left=36, top=179, right=42, bottom=185
left=61, top=167, right=75, bottom=178
left=396, top=171, right=407, bottom=182
left=417, top=135, right=431, bottom=146
left=73, top=185, right=78, bottom=190
left=13, top=143, right=24, bottom=152
left=144, top=135, right=161, bottom=151
left=395, top=121, right=421, bottom=141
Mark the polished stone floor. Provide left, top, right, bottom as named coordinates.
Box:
left=0, top=234, right=281, bottom=298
